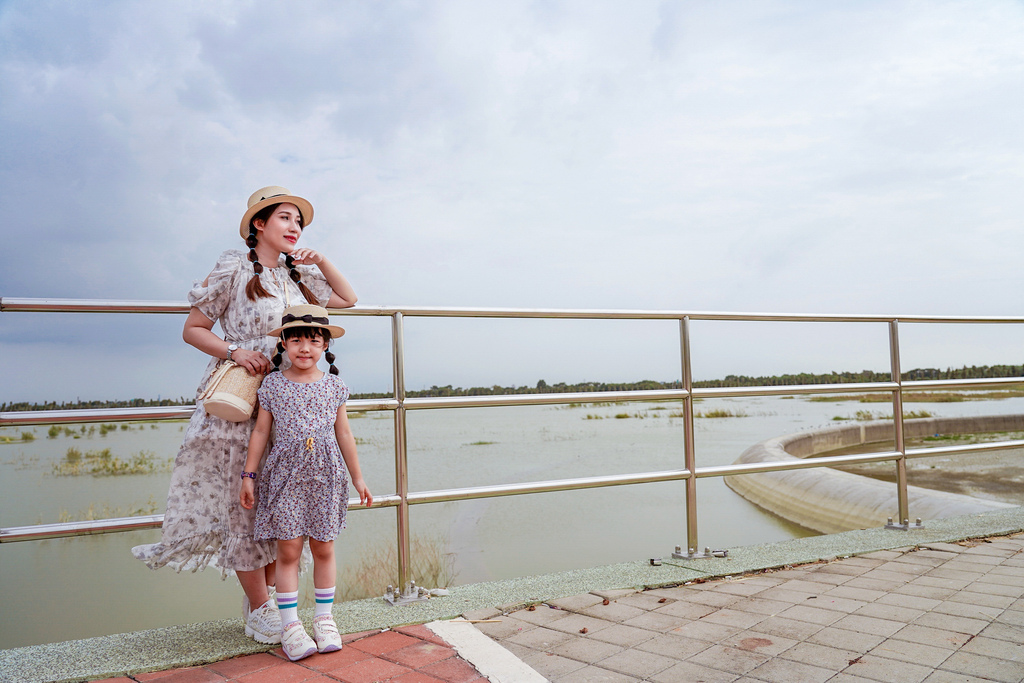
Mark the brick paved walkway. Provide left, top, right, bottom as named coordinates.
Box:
left=93, top=624, right=486, bottom=683
left=469, top=535, right=1024, bottom=682
left=88, top=533, right=1024, bottom=683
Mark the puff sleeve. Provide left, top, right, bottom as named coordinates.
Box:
left=336, top=376, right=350, bottom=410
left=187, top=250, right=245, bottom=323
left=257, top=373, right=277, bottom=415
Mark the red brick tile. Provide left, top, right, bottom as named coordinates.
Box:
left=394, top=624, right=448, bottom=646
left=329, top=657, right=412, bottom=683
left=134, top=668, right=227, bottom=683
left=342, top=629, right=380, bottom=643
left=206, top=653, right=281, bottom=678
left=384, top=642, right=455, bottom=669
left=347, top=631, right=419, bottom=656
left=302, top=647, right=373, bottom=672
left=90, top=678, right=136, bottom=683
left=389, top=672, right=446, bottom=683
left=419, top=657, right=485, bottom=683
left=236, top=661, right=321, bottom=683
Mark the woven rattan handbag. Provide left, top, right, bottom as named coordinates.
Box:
left=200, top=361, right=263, bottom=422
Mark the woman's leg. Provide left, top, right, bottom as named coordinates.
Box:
left=237, top=568, right=270, bottom=609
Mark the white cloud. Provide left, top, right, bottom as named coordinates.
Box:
left=3, top=0, right=1024, bottom=400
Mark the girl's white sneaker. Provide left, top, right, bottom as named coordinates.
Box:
left=281, top=620, right=317, bottom=661
left=244, top=599, right=282, bottom=644
left=312, top=614, right=343, bottom=653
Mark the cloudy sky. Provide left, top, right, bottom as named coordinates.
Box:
left=2, top=0, right=1024, bottom=403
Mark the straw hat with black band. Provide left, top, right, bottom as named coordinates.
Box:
left=240, top=186, right=315, bottom=239
left=267, top=304, right=346, bottom=339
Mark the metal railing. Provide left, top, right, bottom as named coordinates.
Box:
left=3, top=297, right=1024, bottom=586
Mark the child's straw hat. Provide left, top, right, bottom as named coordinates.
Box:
left=267, top=304, right=345, bottom=338
left=240, top=186, right=315, bottom=239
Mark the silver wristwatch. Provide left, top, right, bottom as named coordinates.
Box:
left=226, top=343, right=238, bottom=361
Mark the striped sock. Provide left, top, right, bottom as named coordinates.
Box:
left=314, top=586, right=335, bottom=618
left=276, top=590, right=299, bottom=626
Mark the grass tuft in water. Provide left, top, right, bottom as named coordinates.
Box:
left=52, top=448, right=172, bottom=477
left=335, top=535, right=457, bottom=602
left=54, top=497, right=161, bottom=523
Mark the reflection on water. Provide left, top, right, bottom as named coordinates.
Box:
left=3, top=394, right=1024, bottom=648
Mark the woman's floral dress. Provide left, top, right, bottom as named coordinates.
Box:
left=132, top=249, right=332, bottom=575
left=253, top=372, right=350, bottom=542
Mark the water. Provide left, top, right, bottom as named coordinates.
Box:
left=3, top=393, right=1024, bottom=648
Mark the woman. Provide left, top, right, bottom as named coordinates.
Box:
left=132, top=186, right=357, bottom=644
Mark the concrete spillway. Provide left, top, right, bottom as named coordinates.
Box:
left=724, top=415, right=1020, bottom=534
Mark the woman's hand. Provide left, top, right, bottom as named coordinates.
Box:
left=287, top=248, right=324, bottom=266
left=353, top=477, right=373, bottom=508
left=240, top=478, right=256, bottom=509
left=233, top=348, right=271, bottom=376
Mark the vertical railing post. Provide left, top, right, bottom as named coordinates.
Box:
left=391, top=312, right=411, bottom=586
left=673, top=316, right=702, bottom=558
left=886, top=319, right=916, bottom=529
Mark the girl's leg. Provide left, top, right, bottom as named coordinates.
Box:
left=275, top=537, right=317, bottom=661
left=309, top=539, right=336, bottom=616
left=308, top=539, right=342, bottom=652
left=309, top=539, right=336, bottom=589
left=275, top=537, right=304, bottom=623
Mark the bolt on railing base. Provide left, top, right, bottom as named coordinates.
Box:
left=885, top=517, right=925, bottom=531
left=672, top=545, right=729, bottom=559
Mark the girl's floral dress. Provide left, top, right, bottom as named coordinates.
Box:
left=253, top=372, right=350, bottom=542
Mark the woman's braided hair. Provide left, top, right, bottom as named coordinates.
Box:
left=244, top=203, right=318, bottom=304
left=272, top=327, right=338, bottom=375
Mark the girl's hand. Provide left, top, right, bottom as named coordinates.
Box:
left=240, top=478, right=256, bottom=509
left=287, top=248, right=324, bottom=266
left=232, top=348, right=271, bottom=376
left=353, top=478, right=373, bottom=508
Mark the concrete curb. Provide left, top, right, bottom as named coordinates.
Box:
left=427, top=619, right=546, bottom=683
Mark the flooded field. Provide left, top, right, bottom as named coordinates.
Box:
left=2, top=393, right=1022, bottom=648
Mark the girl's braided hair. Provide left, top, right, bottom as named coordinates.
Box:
left=244, top=203, right=318, bottom=304
left=272, top=327, right=338, bottom=375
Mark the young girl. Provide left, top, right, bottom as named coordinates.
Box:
left=240, top=304, right=372, bottom=660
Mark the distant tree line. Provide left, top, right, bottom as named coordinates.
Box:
left=0, top=397, right=193, bottom=413
left=4, top=365, right=1024, bottom=411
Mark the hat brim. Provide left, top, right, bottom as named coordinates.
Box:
left=267, top=321, right=346, bottom=339
left=239, top=194, right=315, bottom=239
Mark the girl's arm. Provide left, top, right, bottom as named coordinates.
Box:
left=182, top=308, right=271, bottom=377
left=240, top=407, right=273, bottom=510
left=288, top=248, right=358, bottom=308
left=335, top=405, right=372, bottom=507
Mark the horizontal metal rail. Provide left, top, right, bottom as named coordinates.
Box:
left=4, top=296, right=1024, bottom=576
left=0, top=399, right=400, bottom=428
left=6, top=297, right=1024, bottom=323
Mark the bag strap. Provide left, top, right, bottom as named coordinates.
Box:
left=199, top=361, right=239, bottom=400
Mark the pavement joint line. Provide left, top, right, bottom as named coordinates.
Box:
left=1, top=505, right=1022, bottom=683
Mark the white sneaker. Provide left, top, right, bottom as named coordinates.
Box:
left=281, top=620, right=317, bottom=661
left=312, top=614, right=343, bottom=653
left=245, top=599, right=282, bottom=644
left=242, top=586, right=277, bottom=620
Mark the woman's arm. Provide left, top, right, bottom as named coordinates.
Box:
left=182, top=308, right=271, bottom=376
left=240, top=407, right=273, bottom=510
left=335, top=405, right=372, bottom=507
left=288, top=248, right=357, bottom=308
